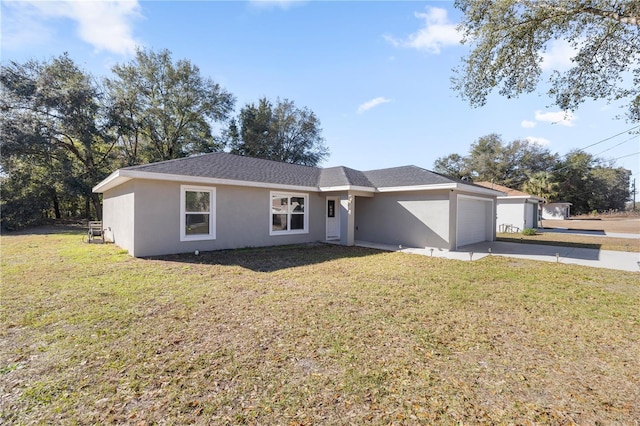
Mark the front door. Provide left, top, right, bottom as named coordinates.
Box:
left=326, top=197, right=340, bottom=240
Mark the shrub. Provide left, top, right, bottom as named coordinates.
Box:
left=522, top=228, right=537, bottom=236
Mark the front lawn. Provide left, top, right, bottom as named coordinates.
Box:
left=2, top=229, right=639, bottom=424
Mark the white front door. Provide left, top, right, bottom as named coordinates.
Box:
left=326, top=197, right=340, bottom=240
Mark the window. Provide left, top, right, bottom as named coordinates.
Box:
left=270, top=192, right=308, bottom=235
left=180, top=186, right=216, bottom=241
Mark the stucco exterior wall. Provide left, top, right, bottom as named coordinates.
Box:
left=107, top=179, right=326, bottom=257
left=102, top=180, right=135, bottom=254
left=354, top=191, right=451, bottom=249
left=542, top=203, right=571, bottom=220
left=496, top=199, right=526, bottom=231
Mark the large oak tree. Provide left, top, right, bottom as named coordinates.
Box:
left=453, top=0, right=640, bottom=121
left=1, top=54, right=115, bottom=225
left=106, top=48, right=235, bottom=164
left=228, top=97, right=329, bottom=166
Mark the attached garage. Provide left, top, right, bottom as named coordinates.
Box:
left=456, top=195, right=494, bottom=248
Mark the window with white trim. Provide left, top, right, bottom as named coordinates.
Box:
left=270, top=192, right=308, bottom=235
left=180, top=186, right=216, bottom=241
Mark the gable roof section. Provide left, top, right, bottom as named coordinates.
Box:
left=319, top=166, right=374, bottom=190
left=93, top=152, right=504, bottom=196
left=475, top=181, right=545, bottom=201
left=94, top=152, right=322, bottom=193
left=125, top=152, right=321, bottom=186
left=364, top=166, right=455, bottom=188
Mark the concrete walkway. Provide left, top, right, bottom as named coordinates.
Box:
left=537, top=227, right=640, bottom=239
left=356, top=240, right=640, bottom=272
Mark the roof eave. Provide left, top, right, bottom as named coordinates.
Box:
left=319, top=185, right=376, bottom=193
left=498, top=195, right=544, bottom=201
left=376, top=183, right=458, bottom=192
left=377, top=182, right=503, bottom=196
left=93, top=170, right=131, bottom=193
left=93, top=169, right=319, bottom=193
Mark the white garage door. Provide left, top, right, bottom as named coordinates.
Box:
left=457, top=197, right=492, bottom=248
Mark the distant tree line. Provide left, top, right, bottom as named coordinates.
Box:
left=0, top=49, right=328, bottom=230
left=434, top=133, right=632, bottom=215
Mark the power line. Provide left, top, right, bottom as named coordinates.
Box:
left=593, top=135, right=637, bottom=156
left=580, top=124, right=640, bottom=151
left=612, top=151, right=640, bottom=161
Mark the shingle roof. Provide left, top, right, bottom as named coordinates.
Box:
left=96, top=152, right=502, bottom=194
left=319, top=166, right=373, bottom=188
left=363, top=166, right=457, bottom=188
left=123, top=152, right=321, bottom=188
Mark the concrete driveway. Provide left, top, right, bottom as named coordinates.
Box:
left=456, top=241, right=640, bottom=272
left=356, top=240, right=640, bottom=272
left=538, top=227, right=640, bottom=239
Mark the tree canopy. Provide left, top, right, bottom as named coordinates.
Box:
left=453, top=0, right=640, bottom=121
left=434, top=135, right=631, bottom=214
left=553, top=150, right=631, bottom=213
left=434, top=134, right=558, bottom=187
left=0, top=54, right=115, bottom=226
left=106, top=48, right=235, bottom=165
left=227, top=97, right=329, bottom=166
left=1, top=52, right=327, bottom=229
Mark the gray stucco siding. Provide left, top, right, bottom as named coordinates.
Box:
left=102, top=180, right=135, bottom=254
left=354, top=191, right=451, bottom=249
left=105, top=179, right=325, bottom=257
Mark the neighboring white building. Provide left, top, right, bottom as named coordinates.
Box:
left=542, top=202, right=572, bottom=220
left=476, top=182, right=545, bottom=232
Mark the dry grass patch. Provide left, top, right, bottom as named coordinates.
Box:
left=2, top=229, right=639, bottom=424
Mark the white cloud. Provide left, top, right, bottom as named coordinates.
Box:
left=357, top=97, right=391, bottom=114
left=2, top=0, right=142, bottom=55
left=384, top=7, right=461, bottom=54
left=541, top=39, right=576, bottom=72
left=521, top=120, right=536, bottom=129
left=525, top=136, right=551, bottom=146
left=534, top=110, right=577, bottom=127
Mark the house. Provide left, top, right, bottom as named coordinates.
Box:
left=92, top=153, right=503, bottom=257
left=475, top=182, right=545, bottom=232
left=542, top=202, right=572, bottom=220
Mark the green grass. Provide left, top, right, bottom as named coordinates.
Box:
left=2, top=229, right=639, bottom=424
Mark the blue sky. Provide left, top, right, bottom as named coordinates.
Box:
left=2, top=0, right=638, bottom=181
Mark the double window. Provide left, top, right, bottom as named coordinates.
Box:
left=270, top=192, right=308, bottom=235
left=180, top=186, right=216, bottom=241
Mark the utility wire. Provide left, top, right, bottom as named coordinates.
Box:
left=612, top=152, right=640, bottom=161
left=580, top=124, right=640, bottom=151
left=593, top=135, right=637, bottom=156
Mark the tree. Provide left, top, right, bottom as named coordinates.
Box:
left=522, top=171, right=560, bottom=201
left=553, top=150, right=630, bottom=214
left=465, top=133, right=507, bottom=184
left=0, top=54, right=115, bottom=225
left=106, top=48, right=235, bottom=164
left=228, top=97, right=329, bottom=166
left=553, top=150, right=593, bottom=213
left=453, top=0, right=640, bottom=121
left=434, top=133, right=557, bottom=188
left=433, top=153, right=469, bottom=180
left=588, top=166, right=631, bottom=211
